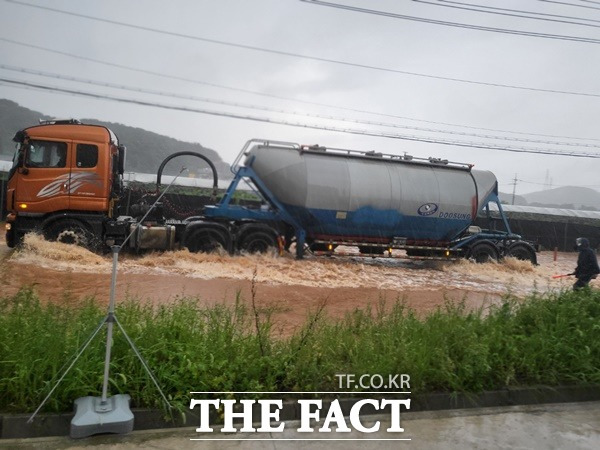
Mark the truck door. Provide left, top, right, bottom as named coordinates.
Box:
left=13, top=138, right=72, bottom=214
left=68, top=142, right=108, bottom=212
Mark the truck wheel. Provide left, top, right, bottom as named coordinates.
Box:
left=47, top=220, right=94, bottom=248
left=186, top=228, right=228, bottom=253
left=6, top=227, right=23, bottom=248
left=239, top=231, right=277, bottom=254
left=468, top=242, right=498, bottom=263
left=506, top=242, right=537, bottom=265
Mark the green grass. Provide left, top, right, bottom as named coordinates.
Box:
left=1, top=287, right=599, bottom=415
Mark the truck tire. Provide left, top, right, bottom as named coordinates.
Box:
left=506, top=242, right=537, bottom=265
left=5, top=231, right=14, bottom=248
left=185, top=228, right=229, bottom=253
left=46, top=220, right=95, bottom=249
left=239, top=231, right=277, bottom=254
left=467, top=242, right=499, bottom=263
left=6, top=226, right=23, bottom=248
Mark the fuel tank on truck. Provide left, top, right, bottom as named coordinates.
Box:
left=244, top=144, right=498, bottom=242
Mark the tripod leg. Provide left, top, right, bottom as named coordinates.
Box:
left=28, top=315, right=108, bottom=423
left=99, top=246, right=120, bottom=405
left=113, top=314, right=172, bottom=410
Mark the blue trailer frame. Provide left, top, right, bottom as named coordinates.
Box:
left=450, top=193, right=523, bottom=251
left=203, top=162, right=308, bottom=257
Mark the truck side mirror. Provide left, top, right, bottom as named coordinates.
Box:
left=18, top=144, right=33, bottom=174
left=117, top=145, right=126, bottom=175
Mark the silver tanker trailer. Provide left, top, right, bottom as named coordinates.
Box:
left=202, top=140, right=538, bottom=264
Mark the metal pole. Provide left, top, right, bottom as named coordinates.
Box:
left=100, top=245, right=119, bottom=404
left=495, top=198, right=512, bottom=235
left=511, top=173, right=517, bottom=205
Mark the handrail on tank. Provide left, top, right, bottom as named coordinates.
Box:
left=231, top=139, right=300, bottom=174
left=316, top=146, right=474, bottom=170
left=232, top=139, right=474, bottom=172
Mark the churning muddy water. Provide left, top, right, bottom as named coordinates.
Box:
left=0, top=234, right=582, bottom=333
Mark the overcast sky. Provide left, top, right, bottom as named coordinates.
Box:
left=1, top=0, right=600, bottom=195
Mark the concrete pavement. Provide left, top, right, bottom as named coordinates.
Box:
left=3, top=401, right=599, bottom=449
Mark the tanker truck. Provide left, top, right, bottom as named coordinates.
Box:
left=4, top=120, right=537, bottom=264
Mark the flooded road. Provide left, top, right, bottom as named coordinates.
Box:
left=0, top=234, right=581, bottom=333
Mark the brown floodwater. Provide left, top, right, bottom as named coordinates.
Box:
left=0, top=234, right=581, bottom=334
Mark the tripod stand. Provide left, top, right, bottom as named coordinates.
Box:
left=27, top=170, right=185, bottom=438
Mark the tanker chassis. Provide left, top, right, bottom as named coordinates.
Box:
left=4, top=121, right=537, bottom=264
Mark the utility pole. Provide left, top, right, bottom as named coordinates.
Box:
left=511, top=173, right=518, bottom=205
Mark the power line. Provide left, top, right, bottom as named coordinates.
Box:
left=4, top=63, right=600, bottom=150
left=536, top=0, right=600, bottom=11
left=3, top=38, right=598, bottom=144
left=416, top=0, right=600, bottom=29
left=516, top=178, right=600, bottom=187
left=5, top=0, right=600, bottom=99
left=435, top=0, right=600, bottom=24
left=301, top=0, right=600, bottom=44
left=2, top=76, right=600, bottom=159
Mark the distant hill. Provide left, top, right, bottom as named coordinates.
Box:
left=0, top=99, right=230, bottom=179
left=500, top=186, right=600, bottom=211
left=498, top=191, right=528, bottom=206
left=522, top=186, right=600, bottom=211
left=0, top=99, right=49, bottom=159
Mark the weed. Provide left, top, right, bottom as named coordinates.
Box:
left=0, top=287, right=599, bottom=415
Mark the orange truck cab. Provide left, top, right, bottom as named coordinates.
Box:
left=5, top=119, right=125, bottom=247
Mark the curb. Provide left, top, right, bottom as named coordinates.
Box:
left=1, top=384, right=599, bottom=439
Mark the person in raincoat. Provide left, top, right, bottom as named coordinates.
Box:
left=572, top=237, right=600, bottom=290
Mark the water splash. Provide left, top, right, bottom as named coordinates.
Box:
left=7, top=233, right=579, bottom=296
